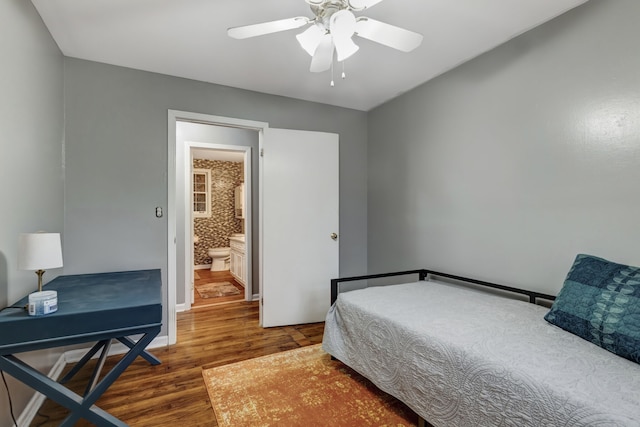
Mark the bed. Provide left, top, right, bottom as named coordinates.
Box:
left=322, top=258, right=640, bottom=427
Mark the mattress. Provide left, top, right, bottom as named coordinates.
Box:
left=322, top=280, right=640, bottom=426
left=0, top=269, right=162, bottom=353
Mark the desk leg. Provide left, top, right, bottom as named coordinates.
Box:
left=117, top=336, right=161, bottom=365
left=0, top=355, right=127, bottom=427
left=59, top=339, right=111, bottom=385
left=61, top=329, right=160, bottom=426
left=85, top=339, right=112, bottom=396
left=58, top=339, right=114, bottom=397
left=0, top=327, right=160, bottom=427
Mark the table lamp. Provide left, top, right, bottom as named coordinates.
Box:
left=19, top=232, right=63, bottom=292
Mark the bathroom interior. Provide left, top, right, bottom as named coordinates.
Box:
left=192, top=149, right=246, bottom=307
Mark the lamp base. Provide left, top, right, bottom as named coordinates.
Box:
left=35, top=269, right=45, bottom=293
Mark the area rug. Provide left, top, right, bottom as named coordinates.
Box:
left=195, top=281, right=240, bottom=298
left=202, top=344, right=417, bottom=427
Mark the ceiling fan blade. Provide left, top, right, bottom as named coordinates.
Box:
left=228, top=17, right=309, bottom=39
left=355, top=17, right=423, bottom=52
left=347, top=0, right=385, bottom=11
left=310, top=35, right=334, bottom=72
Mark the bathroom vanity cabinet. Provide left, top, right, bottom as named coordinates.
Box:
left=230, top=236, right=246, bottom=287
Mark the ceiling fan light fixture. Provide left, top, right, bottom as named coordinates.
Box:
left=310, top=34, right=335, bottom=72
left=330, top=10, right=356, bottom=38
left=334, top=36, right=359, bottom=61
left=296, top=24, right=325, bottom=56
left=329, top=9, right=358, bottom=61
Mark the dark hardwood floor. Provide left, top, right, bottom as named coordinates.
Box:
left=31, top=299, right=324, bottom=426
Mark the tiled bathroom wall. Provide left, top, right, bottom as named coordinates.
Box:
left=193, top=159, right=243, bottom=266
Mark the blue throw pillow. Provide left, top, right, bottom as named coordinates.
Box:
left=544, top=254, right=640, bottom=364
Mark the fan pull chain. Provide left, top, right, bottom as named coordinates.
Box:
left=330, top=60, right=348, bottom=86
left=330, top=60, right=335, bottom=87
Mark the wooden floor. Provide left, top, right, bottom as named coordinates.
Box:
left=192, top=269, right=245, bottom=308
left=31, top=301, right=324, bottom=426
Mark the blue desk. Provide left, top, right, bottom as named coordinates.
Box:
left=0, top=270, right=162, bottom=426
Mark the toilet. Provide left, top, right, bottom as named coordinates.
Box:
left=207, top=247, right=230, bottom=271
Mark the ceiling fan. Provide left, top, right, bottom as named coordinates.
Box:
left=227, top=0, right=423, bottom=73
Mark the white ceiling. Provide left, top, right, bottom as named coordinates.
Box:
left=31, top=0, right=588, bottom=111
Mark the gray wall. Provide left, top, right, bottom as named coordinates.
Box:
left=0, top=0, right=65, bottom=423
left=10, top=2, right=637, bottom=424
left=368, top=0, right=640, bottom=294
left=63, top=58, right=369, bottom=334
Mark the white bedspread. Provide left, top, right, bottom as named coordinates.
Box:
left=322, top=281, right=640, bottom=426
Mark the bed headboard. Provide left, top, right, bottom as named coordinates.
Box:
left=331, top=269, right=556, bottom=305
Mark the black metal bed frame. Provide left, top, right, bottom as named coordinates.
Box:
left=330, top=268, right=556, bottom=305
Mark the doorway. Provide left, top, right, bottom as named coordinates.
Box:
left=180, top=127, right=255, bottom=311
left=168, top=110, right=266, bottom=345
left=190, top=145, right=249, bottom=308
left=168, top=110, right=340, bottom=345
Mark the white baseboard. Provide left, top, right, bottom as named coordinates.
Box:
left=194, top=264, right=211, bottom=270
left=175, top=303, right=187, bottom=313
left=252, top=293, right=260, bottom=301
left=17, top=335, right=170, bottom=426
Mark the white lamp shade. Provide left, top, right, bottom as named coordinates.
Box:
left=18, top=233, right=63, bottom=270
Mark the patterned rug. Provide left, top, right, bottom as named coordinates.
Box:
left=202, top=344, right=417, bottom=426
left=195, top=281, right=240, bottom=298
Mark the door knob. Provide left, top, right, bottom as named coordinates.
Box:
left=330, top=233, right=338, bottom=241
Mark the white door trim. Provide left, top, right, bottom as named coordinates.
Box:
left=167, top=110, right=267, bottom=345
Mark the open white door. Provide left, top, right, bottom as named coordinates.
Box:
left=262, top=128, right=339, bottom=327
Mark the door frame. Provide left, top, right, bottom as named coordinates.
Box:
left=168, top=110, right=267, bottom=345
left=186, top=141, right=252, bottom=308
